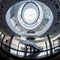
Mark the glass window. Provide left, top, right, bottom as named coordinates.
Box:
left=18, top=43, right=25, bottom=51
left=18, top=52, right=24, bottom=57
left=37, top=52, right=47, bottom=57
left=1, top=34, right=4, bottom=39
left=53, top=39, right=60, bottom=52
left=10, top=49, right=17, bottom=55
left=53, top=39, right=59, bottom=47
left=3, top=35, right=11, bottom=45
left=36, top=41, right=46, bottom=50
left=11, top=39, right=19, bottom=49
left=0, top=31, right=2, bottom=35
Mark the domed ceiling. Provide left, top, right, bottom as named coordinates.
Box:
left=6, top=0, right=54, bottom=37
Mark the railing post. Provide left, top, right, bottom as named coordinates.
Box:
left=47, top=35, right=53, bottom=55
left=45, top=41, right=48, bottom=56
left=9, top=35, right=14, bottom=53
left=24, top=45, right=27, bottom=57
left=1, top=34, right=5, bottom=47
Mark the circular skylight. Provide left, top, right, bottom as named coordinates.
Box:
left=18, top=2, right=43, bottom=30
left=23, top=8, right=37, bottom=24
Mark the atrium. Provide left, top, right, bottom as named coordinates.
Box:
left=0, top=0, right=60, bottom=60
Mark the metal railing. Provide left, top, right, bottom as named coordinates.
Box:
left=0, top=31, right=60, bottom=59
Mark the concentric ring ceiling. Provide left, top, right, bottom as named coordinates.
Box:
left=6, top=0, right=53, bottom=36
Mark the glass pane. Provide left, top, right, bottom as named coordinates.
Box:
left=11, top=39, right=19, bottom=49
left=18, top=52, right=24, bottom=57
left=10, top=49, right=17, bottom=55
